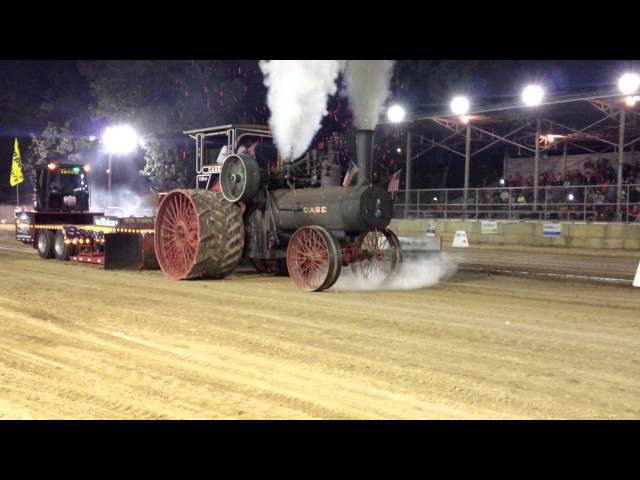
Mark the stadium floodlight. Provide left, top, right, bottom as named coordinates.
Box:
left=618, top=73, right=640, bottom=96
left=102, top=124, right=139, bottom=206
left=568, top=193, right=575, bottom=201
left=103, top=125, right=139, bottom=155
left=450, top=96, right=470, bottom=116
left=624, top=96, right=638, bottom=107
left=499, top=178, right=505, bottom=185
left=387, top=104, right=406, bottom=123
left=522, top=85, right=544, bottom=107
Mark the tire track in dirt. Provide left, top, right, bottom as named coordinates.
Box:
left=1, top=232, right=639, bottom=418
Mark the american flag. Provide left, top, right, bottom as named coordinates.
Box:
left=342, top=161, right=360, bottom=187
left=387, top=169, right=402, bottom=199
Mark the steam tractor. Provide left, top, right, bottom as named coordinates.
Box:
left=154, top=125, right=402, bottom=291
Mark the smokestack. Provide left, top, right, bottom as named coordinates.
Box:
left=355, top=129, right=374, bottom=186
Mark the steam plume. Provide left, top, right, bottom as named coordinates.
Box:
left=259, top=60, right=344, bottom=161
left=331, top=253, right=457, bottom=291
left=344, top=60, right=395, bottom=130
left=90, top=186, right=156, bottom=217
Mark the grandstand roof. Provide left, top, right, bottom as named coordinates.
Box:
left=397, top=93, right=640, bottom=158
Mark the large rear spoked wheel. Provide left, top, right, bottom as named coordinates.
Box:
left=287, top=226, right=340, bottom=292
left=351, top=228, right=402, bottom=283
left=155, top=189, right=244, bottom=280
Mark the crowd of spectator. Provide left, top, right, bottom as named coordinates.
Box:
left=481, top=158, right=640, bottom=221
left=503, top=158, right=640, bottom=189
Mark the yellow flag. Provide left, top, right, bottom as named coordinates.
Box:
left=10, top=138, right=24, bottom=187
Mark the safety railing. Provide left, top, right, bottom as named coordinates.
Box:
left=394, top=184, right=640, bottom=223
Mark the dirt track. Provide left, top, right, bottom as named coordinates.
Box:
left=0, top=230, right=639, bottom=419
left=444, top=244, right=640, bottom=281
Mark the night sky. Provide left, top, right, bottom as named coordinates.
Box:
left=0, top=59, right=635, bottom=204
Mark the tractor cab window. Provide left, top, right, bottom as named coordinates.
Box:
left=202, top=138, right=228, bottom=166
left=48, top=167, right=90, bottom=211
left=50, top=168, right=88, bottom=195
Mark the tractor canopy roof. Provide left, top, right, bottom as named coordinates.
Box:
left=183, top=124, right=271, bottom=137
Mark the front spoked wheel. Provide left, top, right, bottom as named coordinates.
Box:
left=287, top=226, right=341, bottom=292
left=351, top=228, right=402, bottom=283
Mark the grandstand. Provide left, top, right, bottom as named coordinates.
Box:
left=388, top=92, right=640, bottom=223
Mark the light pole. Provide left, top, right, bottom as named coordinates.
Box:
left=522, top=84, right=545, bottom=210
left=450, top=96, right=471, bottom=211
left=108, top=153, right=112, bottom=205
left=102, top=124, right=139, bottom=207
left=617, top=73, right=639, bottom=221
left=387, top=104, right=410, bottom=217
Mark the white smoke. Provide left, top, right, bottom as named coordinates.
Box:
left=90, top=186, right=156, bottom=217
left=259, top=60, right=345, bottom=161
left=331, top=253, right=457, bottom=291
left=344, top=60, right=395, bottom=130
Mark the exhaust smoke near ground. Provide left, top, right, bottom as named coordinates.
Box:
left=332, top=253, right=458, bottom=291
left=90, top=186, right=155, bottom=217
left=259, top=60, right=345, bottom=161
left=344, top=60, right=395, bottom=130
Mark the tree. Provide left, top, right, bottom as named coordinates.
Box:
left=140, top=138, right=192, bottom=192
left=26, top=121, right=94, bottom=184
left=78, top=60, right=268, bottom=191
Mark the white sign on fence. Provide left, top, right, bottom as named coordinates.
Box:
left=399, top=236, right=442, bottom=252
left=481, top=220, right=498, bottom=234
left=543, top=223, right=562, bottom=237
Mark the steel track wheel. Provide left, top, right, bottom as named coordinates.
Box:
left=351, top=228, right=402, bottom=283
left=154, top=189, right=244, bottom=280
left=287, top=226, right=340, bottom=292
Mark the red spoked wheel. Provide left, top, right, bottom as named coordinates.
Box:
left=155, top=190, right=199, bottom=279
left=351, top=228, right=402, bottom=283
left=155, top=189, right=244, bottom=280
left=287, top=226, right=340, bottom=292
